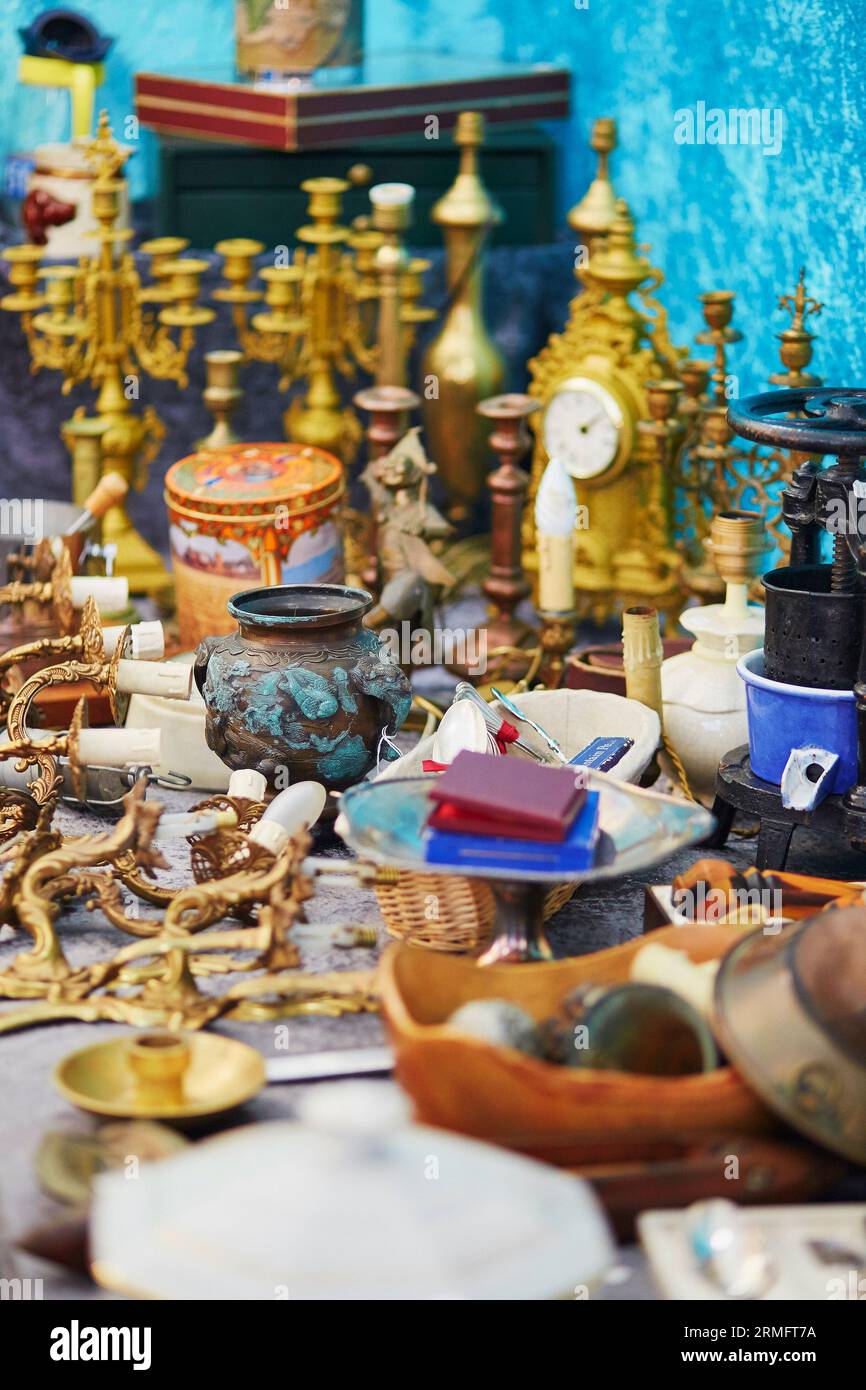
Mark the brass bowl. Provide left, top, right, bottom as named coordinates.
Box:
left=54, top=1030, right=265, bottom=1121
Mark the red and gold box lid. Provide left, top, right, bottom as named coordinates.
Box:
left=135, top=58, right=570, bottom=152
left=165, top=442, right=343, bottom=522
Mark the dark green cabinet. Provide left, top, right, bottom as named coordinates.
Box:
left=156, top=127, right=556, bottom=250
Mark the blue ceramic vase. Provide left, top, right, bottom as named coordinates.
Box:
left=194, top=584, right=412, bottom=791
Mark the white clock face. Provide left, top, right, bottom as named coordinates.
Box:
left=543, top=379, right=623, bottom=480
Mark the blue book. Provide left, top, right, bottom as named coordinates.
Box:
left=424, top=790, right=601, bottom=873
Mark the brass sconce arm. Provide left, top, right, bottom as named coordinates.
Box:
left=9, top=783, right=166, bottom=985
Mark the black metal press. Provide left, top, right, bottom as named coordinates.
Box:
left=709, top=388, right=866, bottom=869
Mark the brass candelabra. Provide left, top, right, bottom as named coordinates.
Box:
left=1, top=112, right=215, bottom=594
left=659, top=270, right=824, bottom=598
left=213, top=176, right=432, bottom=461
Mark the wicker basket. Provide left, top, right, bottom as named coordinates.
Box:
left=374, top=873, right=575, bottom=953
left=371, top=688, right=659, bottom=952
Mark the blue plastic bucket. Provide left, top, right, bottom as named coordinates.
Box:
left=737, top=648, right=857, bottom=793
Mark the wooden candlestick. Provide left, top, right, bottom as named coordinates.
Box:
left=478, top=393, right=539, bottom=659
left=353, top=385, right=422, bottom=589
left=354, top=385, right=421, bottom=460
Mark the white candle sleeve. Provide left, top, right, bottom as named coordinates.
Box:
left=76, top=727, right=162, bottom=768
left=102, top=621, right=165, bottom=659
left=534, top=457, right=576, bottom=613
left=154, top=808, right=237, bottom=840
left=69, top=576, right=129, bottom=613
left=248, top=819, right=290, bottom=854
left=130, top=621, right=165, bottom=660
left=537, top=533, right=575, bottom=612
left=228, top=769, right=268, bottom=802
left=115, top=659, right=192, bottom=700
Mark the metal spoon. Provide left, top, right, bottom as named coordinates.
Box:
left=490, top=687, right=569, bottom=764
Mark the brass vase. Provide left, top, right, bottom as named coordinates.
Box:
left=421, top=112, right=505, bottom=525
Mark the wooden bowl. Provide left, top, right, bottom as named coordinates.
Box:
left=378, top=926, right=775, bottom=1165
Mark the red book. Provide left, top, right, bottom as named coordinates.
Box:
left=428, top=750, right=587, bottom=842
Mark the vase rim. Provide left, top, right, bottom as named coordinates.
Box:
left=228, top=583, right=373, bottom=629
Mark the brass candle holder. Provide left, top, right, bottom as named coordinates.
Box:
left=196, top=349, right=244, bottom=450
left=0, top=546, right=129, bottom=639
left=663, top=272, right=825, bottom=597
left=0, top=773, right=380, bottom=1029
left=214, top=176, right=431, bottom=461
left=2, top=620, right=188, bottom=807
left=662, top=292, right=745, bottom=599
left=535, top=611, right=578, bottom=691
left=1, top=114, right=215, bottom=594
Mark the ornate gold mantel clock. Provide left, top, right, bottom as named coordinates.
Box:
left=524, top=189, right=686, bottom=625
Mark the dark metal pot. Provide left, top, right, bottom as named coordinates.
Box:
left=762, top=564, right=865, bottom=691
left=194, top=584, right=412, bottom=791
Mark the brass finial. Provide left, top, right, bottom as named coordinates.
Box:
left=770, top=267, right=823, bottom=387
left=568, top=116, right=618, bottom=242
left=85, top=110, right=128, bottom=185
left=580, top=197, right=651, bottom=296
left=429, top=112, right=502, bottom=230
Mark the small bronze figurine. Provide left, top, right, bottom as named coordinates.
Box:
left=361, top=426, right=455, bottom=642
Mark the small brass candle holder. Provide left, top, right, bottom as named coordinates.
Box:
left=536, top=609, right=577, bottom=690
left=696, top=290, right=742, bottom=406
left=196, top=350, right=244, bottom=450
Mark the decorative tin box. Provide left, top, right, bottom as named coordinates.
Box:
left=164, top=442, right=344, bottom=649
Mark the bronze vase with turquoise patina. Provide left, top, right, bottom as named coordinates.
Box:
left=194, top=585, right=412, bottom=791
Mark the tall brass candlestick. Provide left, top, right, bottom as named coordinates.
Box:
left=368, top=183, right=412, bottom=390
left=422, top=112, right=505, bottom=526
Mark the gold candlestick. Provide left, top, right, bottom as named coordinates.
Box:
left=196, top=350, right=244, bottom=450
left=1, top=113, right=216, bottom=594
left=422, top=112, right=505, bottom=525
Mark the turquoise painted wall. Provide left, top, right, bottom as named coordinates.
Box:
left=1, top=0, right=862, bottom=391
